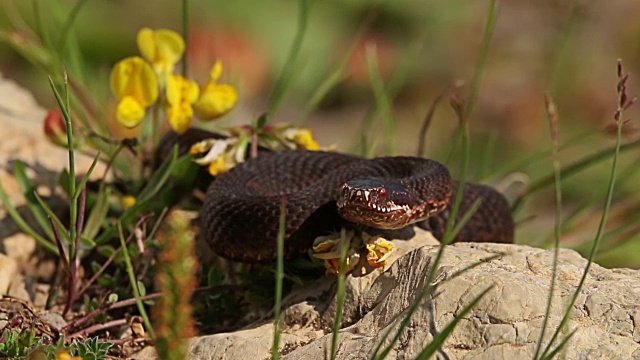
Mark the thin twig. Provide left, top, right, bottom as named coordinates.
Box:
left=416, top=84, right=453, bottom=157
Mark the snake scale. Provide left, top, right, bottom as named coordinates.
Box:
left=161, top=129, right=515, bottom=262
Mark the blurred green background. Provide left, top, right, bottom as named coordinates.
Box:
left=1, top=0, right=640, bottom=268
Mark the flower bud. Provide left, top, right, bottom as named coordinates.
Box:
left=43, top=109, right=68, bottom=147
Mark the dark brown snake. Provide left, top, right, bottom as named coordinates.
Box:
left=161, top=129, right=514, bottom=262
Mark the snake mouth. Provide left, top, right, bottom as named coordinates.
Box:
left=336, top=179, right=420, bottom=229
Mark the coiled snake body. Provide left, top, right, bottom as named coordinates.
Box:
left=197, top=147, right=514, bottom=262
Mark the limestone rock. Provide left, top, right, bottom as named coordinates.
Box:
left=173, top=229, right=640, bottom=360
left=0, top=253, right=19, bottom=296
left=0, top=72, right=106, bottom=240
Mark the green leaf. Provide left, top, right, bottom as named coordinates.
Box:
left=137, top=281, right=146, bottom=297
left=11, top=160, right=55, bottom=241
left=33, top=191, right=72, bottom=246
left=80, top=236, right=96, bottom=250
left=0, top=177, right=58, bottom=254
left=108, top=293, right=118, bottom=304
left=82, top=186, right=111, bottom=240
left=94, top=147, right=178, bottom=245
left=73, top=152, right=101, bottom=200
left=97, top=245, right=116, bottom=258
left=256, top=112, right=268, bottom=129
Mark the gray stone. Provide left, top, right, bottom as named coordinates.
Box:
left=161, top=228, right=640, bottom=360
left=0, top=253, right=18, bottom=296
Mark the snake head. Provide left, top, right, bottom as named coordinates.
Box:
left=336, top=178, right=424, bottom=229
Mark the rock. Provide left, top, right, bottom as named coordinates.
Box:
left=2, top=233, right=36, bottom=270
left=0, top=72, right=107, bottom=239
left=0, top=253, right=19, bottom=296
left=170, top=229, right=640, bottom=360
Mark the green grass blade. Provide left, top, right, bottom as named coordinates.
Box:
left=512, top=136, right=640, bottom=212
left=540, top=330, right=576, bottom=360
left=182, top=0, right=190, bottom=77
left=133, top=148, right=178, bottom=204
left=82, top=186, right=111, bottom=240
left=56, top=0, right=90, bottom=56
left=299, top=13, right=375, bottom=124
left=267, top=0, right=315, bottom=116
left=272, top=198, right=287, bottom=359
left=73, top=152, right=101, bottom=200
left=95, top=148, right=179, bottom=245
left=117, top=222, right=155, bottom=339
left=533, top=94, right=563, bottom=359
left=330, top=229, right=349, bottom=360
left=366, top=45, right=395, bottom=156
left=11, top=160, right=55, bottom=241
left=0, top=177, right=57, bottom=254
left=31, top=0, right=54, bottom=53
left=539, top=60, right=631, bottom=359
left=370, top=200, right=480, bottom=360
left=33, top=191, right=72, bottom=246
left=414, top=286, right=493, bottom=360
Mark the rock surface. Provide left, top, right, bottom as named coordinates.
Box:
left=0, top=253, right=19, bottom=296
left=0, top=72, right=105, bottom=239
left=131, top=228, right=640, bottom=360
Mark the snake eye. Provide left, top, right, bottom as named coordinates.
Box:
left=379, top=186, right=387, bottom=200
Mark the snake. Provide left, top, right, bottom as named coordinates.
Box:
left=162, top=129, right=515, bottom=262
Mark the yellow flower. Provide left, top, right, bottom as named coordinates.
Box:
left=208, top=153, right=236, bottom=176
left=56, top=350, right=82, bottom=360
left=366, top=238, right=395, bottom=267
left=165, top=75, right=200, bottom=134
left=190, top=137, right=247, bottom=177
left=194, top=62, right=238, bottom=120
left=137, top=28, right=185, bottom=79
left=311, top=233, right=361, bottom=275
left=122, top=195, right=137, bottom=210
left=110, top=56, right=158, bottom=127
left=291, top=128, right=320, bottom=150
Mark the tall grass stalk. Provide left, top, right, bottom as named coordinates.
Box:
left=329, top=229, right=349, bottom=360
left=354, top=25, right=428, bottom=157
left=299, top=12, right=376, bottom=124
left=182, top=0, right=189, bottom=77
left=372, top=3, right=499, bottom=357
left=0, top=181, right=56, bottom=253
left=538, top=60, right=635, bottom=359
left=533, top=93, right=563, bottom=359
left=56, top=0, right=90, bottom=56
left=366, top=44, right=395, bottom=156
left=271, top=198, right=287, bottom=359
left=268, top=0, right=315, bottom=116
left=118, top=222, right=155, bottom=339
left=444, top=0, right=499, bottom=166
left=511, top=135, right=640, bottom=212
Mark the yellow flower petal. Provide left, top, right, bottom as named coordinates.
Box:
left=210, top=61, right=223, bottom=82
left=110, top=56, right=158, bottom=106
left=293, top=129, right=319, bottom=150
left=194, top=84, right=238, bottom=120
left=165, top=75, right=200, bottom=134
left=366, top=238, right=395, bottom=267
left=137, top=28, right=185, bottom=78
left=116, top=96, right=146, bottom=127
left=167, top=103, right=194, bottom=134
left=208, top=153, right=234, bottom=177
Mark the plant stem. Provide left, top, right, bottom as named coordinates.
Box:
left=272, top=198, right=287, bottom=359
left=182, top=0, right=189, bottom=77
left=118, top=222, right=156, bottom=339
left=533, top=93, right=563, bottom=359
